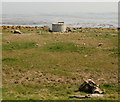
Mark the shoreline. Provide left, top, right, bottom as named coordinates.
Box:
left=1, top=24, right=118, bottom=29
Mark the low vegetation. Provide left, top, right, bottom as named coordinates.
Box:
left=2, top=27, right=118, bottom=100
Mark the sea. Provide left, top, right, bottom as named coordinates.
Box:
left=1, top=11, right=118, bottom=28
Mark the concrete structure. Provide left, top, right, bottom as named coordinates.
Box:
left=52, top=22, right=66, bottom=32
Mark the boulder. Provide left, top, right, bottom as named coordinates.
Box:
left=43, top=26, right=50, bottom=31
left=11, top=30, right=22, bottom=34
left=66, top=27, right=74, bottom=32
left=49, top=29, right=52, bottom=32
left=79, top=79, right=104, bottom=94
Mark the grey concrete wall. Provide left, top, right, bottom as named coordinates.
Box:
left=52, top=23, right=66, bottom=32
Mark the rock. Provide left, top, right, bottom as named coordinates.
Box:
left=84, top=55, right=88, bottom=57
left=70, top=79, right=104, bottom=99
left=72, top=78, right=76, bottom=80
left=43, top=26, right=50, bottom=31
left=66, top=27, right=74, bottom=32
left=79, top=79, right=104, bottom=94
left=98, top=43, right=103, bottom=47
left=69, top=94, right=104, bottom=99
left=36, top=31, right=41, bottom=34
left=2, top=26, right=8, bottom=29
left=11, top=30, right=22, bottom=34
left=90, top=94, right=104, bottom=97
left=35, top=26, right=38, bottom=29
left=93, top=87, right=104, bottom=94
left=49, top=29, right=52, bottom=32
left=69, top=95, right=90, bottom=98
left=44, top=42, right=46, bottom=45
left=83, top=43, right=86, bottom=46
left=35, top=44, right=39, bottom=47
left=7, top=41, right=10, bottom=43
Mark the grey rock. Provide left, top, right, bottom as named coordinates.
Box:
left=11, top=30, right=22, bottom=34
left=79, top=79, right=104, bottom=94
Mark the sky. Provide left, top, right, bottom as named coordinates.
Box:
left=1, top=0, right=119, bottom=2
left=2, top=2, right=118, bottom=15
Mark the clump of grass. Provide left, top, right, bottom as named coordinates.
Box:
left=43, top=42, right=96, bottom=54
left=3, top=42, right=37, bottom=51
left=100, top=84, right=118, bottom=94
left=2, top=58, right=18, bottom=62
left=43, top=42, right=79, bottom=52
left=103, top=48, right=119, bottom=57
left=83, top=68, right=91, bottom=72
left=76, top=29, right=82, bottom=32
left=108, top=48, right=119, bottom=53
left=38, top=33, right=49, bottom=37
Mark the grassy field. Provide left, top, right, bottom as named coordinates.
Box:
left=2, top=27, right=119, bottom=100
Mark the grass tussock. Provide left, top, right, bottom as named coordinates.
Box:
left=2, top=58, right=18, bottom=62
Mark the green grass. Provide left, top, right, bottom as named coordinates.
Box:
left=3, top=42, right=37, bottom=51
left=2, top=58, right=18, bottom=62
left=2, top=27, right=49, bottom=35
left=43, top=42, right=80, bottom=52
left=43, top=42, right=97, bottom=54
left=103, top=48, right=119, bottom=57
left=101, top=84, right=118, bottom=94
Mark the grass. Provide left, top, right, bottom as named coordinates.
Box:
left=43, top=42, right=79, bottom=52
left=100, top=83, right=118, bottom=94
left=2, top=27, right=118, bottom=100
left=2, top=58, right=18, bottom=62
left=3, top=42, right=37, bottom=51
left=43, top=42, right=95, bottom=53
left=103, top=48, right=119, bottom=57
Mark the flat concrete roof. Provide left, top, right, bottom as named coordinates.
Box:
left=52, top=22, right=65, bottom=24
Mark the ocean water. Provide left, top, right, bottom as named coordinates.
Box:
left=2, top=12, right=118, bottom=28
